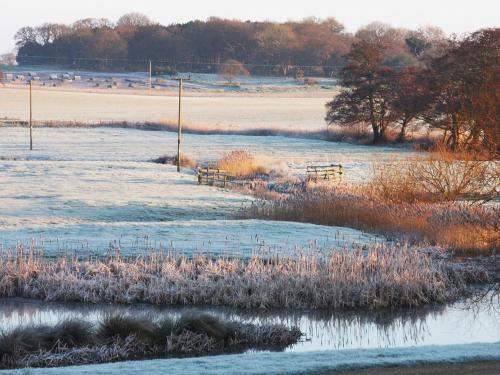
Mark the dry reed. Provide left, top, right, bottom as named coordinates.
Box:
left=0, top=246, right=486, bottom=310
left=246, top=184, right=499, bottom=255
left=215, top=150, right=268, bottom=178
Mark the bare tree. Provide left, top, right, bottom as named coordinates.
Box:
left=218, top=59, right=249, bottom=84
left=117, top=13, right=153, bottom=28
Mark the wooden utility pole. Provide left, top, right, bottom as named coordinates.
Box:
left=29, top=80, right=33, bottom=150
left=173, top=76, right=190, bottom=172
left=149, top=60, right=152, bottom=92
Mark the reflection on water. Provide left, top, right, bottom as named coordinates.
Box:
left=0, top=292, right=498, bottom=352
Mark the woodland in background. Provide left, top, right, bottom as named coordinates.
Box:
left=10, top=14, right=499, bottom=155
left=14, top=13, right=444, bottom=76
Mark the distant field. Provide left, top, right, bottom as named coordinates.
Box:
left=0, top=87, right=331, bottom=132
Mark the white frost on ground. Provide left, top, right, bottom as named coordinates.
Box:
left=0, top=88, right=331, bottom=131
left=0, top=127, right=412, bottom=181
left=0, top=128, right=389, bottom=256
left=2, top=68, right=337, bottom=94
left=1, top=342, right=499, bottom=375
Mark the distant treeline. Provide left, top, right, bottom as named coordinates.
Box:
left=15, top=13, right=446, bottom=76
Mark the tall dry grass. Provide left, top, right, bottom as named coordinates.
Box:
left=215, top=150, right=269, bottom=178
left=247, top=184, right=499, bottom=255
left=0, top=313, right=301, bottom=369
left=0, top=246, right=486, bottom=310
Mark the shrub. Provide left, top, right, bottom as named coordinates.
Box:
left=152, top=154, right=197, bottom=169
left=372, top=147, right=499, bottom=204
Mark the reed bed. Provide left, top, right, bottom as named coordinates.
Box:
left=246, top=184, right=499, bottom=255
left=0, top=314, right=301, bottom=369
left=0, top=246, right=486, bottom=310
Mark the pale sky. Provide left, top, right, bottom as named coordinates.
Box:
left=1, top=0, right=499, bottom=54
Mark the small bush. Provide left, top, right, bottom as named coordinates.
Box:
left=372, top=147, right=499, bottom=204
left=152, top=154, right=197, bottom=169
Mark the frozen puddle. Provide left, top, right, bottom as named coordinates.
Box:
left=0, top=127, right=391, bottom=256
left=0, top=294, right=498, bottom=374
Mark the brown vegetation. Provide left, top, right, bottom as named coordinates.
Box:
left=0, top=314, right=301, bottom=369
left=0, top=246, right=486, bottom=310
left=152, top=154, right=197, bottom=169
left=9, top=119, right=326, bottom=139
left=215, top=150, right=268, bottom=178
left=247, top=183, right=499, bottom=255
left=218, top=59, right=250, bottom=84
left=372, top=148, right=500, bottom=204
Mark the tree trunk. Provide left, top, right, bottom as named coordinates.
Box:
left=450, top=114, right=459, bottom=151
left=398, top=120, right=409, bottom=142
left=368, top=82, right=380, bottom=144
left=372, top=125, right=382, bottom=143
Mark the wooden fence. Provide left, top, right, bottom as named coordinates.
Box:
left=0, top=118, right=28, bottom=127
left=306, top=164, right=343, bottom=182
left=197, top=167, right=236, bottom=187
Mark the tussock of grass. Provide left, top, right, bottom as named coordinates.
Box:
left=0, top=246, right=486, bottom=310
left=0, top=314, right=301, bottom=369
left=0, top=319, right=94, bottom=367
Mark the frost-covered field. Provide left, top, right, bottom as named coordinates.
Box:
left=0, top=125, right=498, bottom=373
left=0, top=88, right=331, bottom=132
left=0, top=127, right=394, bottom=256
left=2, top=68, right=338, bottom=94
